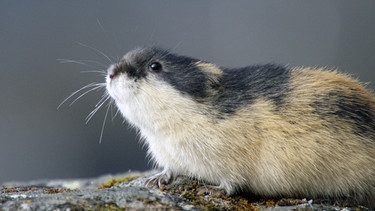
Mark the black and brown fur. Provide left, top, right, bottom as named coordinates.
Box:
left=106, top=47, right=375, bottom=207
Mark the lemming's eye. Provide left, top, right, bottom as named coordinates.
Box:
left=149, top=62, right=162, bottom=72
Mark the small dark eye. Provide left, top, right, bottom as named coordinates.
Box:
left=149, top=62, right=162, bottom=72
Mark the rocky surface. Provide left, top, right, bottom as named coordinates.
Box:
left=0, top=171, right=372, bottom=210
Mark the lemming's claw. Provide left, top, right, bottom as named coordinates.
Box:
left=145, top=170, right=174, bottom=188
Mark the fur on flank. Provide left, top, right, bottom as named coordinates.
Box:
left=106, top=47, right=375, bottom=207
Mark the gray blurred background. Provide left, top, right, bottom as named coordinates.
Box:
left=1, top=1, right=374, bottom=184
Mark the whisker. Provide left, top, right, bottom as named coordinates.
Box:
left=85, top=95, right=111, bottom=124
left=80, top=70, right=108, bottom=78
left=80, top=70, right=106, bottom=74
left=85, top=105, right=101, bottom=124
left=96, top=18, right=105, bottom=33
left=99, top=102, right=111, bottom=144
left=95, top=92, right=110, bottom=108
left=148, top=29, right=156, bottom=44
left=112, top=104, right=121, bottom=121
left=57, top=83, right=101, bottom=109
left=74, top=41, right=114, bottom=65
left=57, top=59, right=108, bottom=69
left=68, top=83, right=105, bottom=106
left=171, top=41, right=183, bottom=52
left=57, top=59, right=88, bottom=66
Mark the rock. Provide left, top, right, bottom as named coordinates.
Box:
left=0, top=171, right=193, bottom=210
left=0, top=171, right=371, bottom=210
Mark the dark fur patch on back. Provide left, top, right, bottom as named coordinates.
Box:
left=157, top=54, right=207, bottom=99
left=212, top=64, right=291, bottom=114
left=313, top=91, right=375, bottom=139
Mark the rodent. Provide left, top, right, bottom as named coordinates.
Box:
left=105, top=46, right=375, bottom=207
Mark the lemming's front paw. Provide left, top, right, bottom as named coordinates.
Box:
left=145, top=169, right=174, bottom=188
